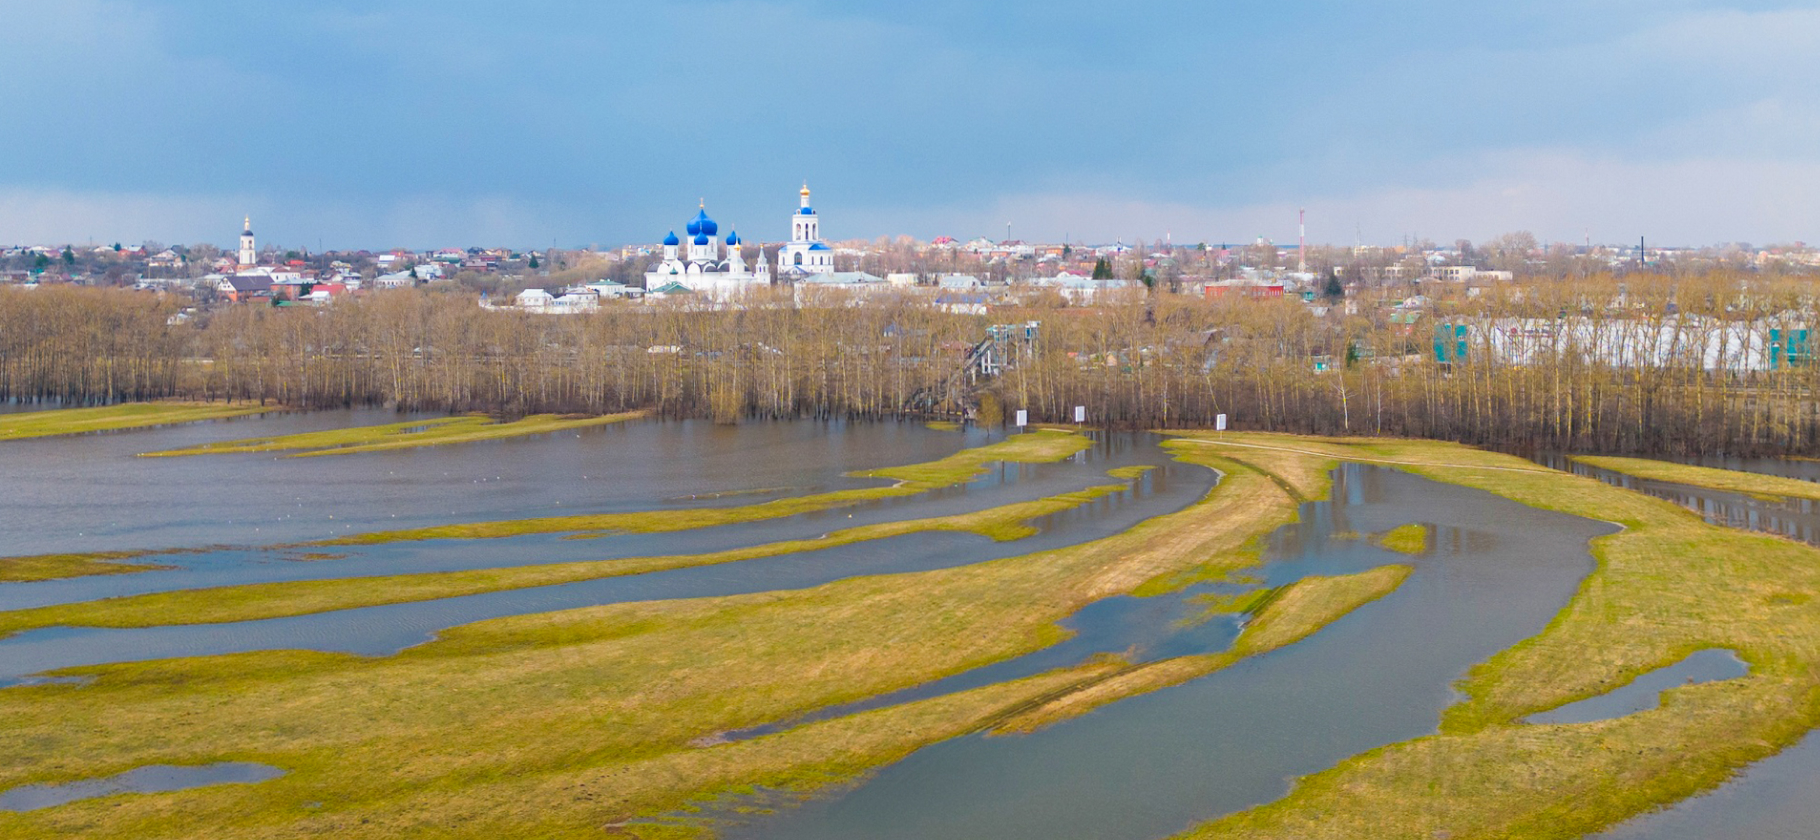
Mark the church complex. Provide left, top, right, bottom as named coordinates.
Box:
left=645, top=184, right=836, bottom=296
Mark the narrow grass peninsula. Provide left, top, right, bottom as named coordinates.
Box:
left=137, top=411, right=647, bottom=457
left=0, top=551, right=173, bottom=583
left=0, top=402, right=272, bottom=441
left=1574, top=454, right=1820, bottom=502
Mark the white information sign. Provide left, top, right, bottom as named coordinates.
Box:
left=1074, top=405, right=1086, bottom=423
left=1015, top=409, right=1029, bottom=428
left=1216, top=413, right=1228, bottom=431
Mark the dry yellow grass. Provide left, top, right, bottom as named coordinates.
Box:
left=136, top=411, right=647, bottom=458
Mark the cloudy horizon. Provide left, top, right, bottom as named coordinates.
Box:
left=4, top=0, right=1817, bottom=250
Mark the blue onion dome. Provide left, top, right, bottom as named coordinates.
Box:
left=685, top=216, right=702, bottom=236
left=798, top=206, right=815, bottom=215
left=663, top=231, right=680, bottom=247
left=726, top=230, right=741, bottom=246
left=693, top=208, right=718, bottom=236
left=693, top=234, right=710, bottom=246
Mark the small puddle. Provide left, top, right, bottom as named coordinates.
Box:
left=1524, top=649, right=1749, bottom=725
left=0, top=762, right=284, bottom=812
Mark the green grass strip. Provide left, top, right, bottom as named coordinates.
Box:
left=0, top=402, right=272, bottom=441
left=137, top=411, right=646, bottom=457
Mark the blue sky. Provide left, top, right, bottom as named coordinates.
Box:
left=4, top=0, right=1818, bottom=249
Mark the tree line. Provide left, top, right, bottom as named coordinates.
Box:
left=5, top=273, right=1820, bottom=456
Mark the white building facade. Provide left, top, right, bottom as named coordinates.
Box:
left=776, top=184, right=835, bottom=277
left=645, top=202, right=769, bottom=300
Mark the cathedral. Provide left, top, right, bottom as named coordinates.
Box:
left=644, top=184, right=837, bottom=297
left=645, top=201, right=768, bottom=299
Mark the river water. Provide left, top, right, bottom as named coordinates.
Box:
left=722, top=465, right=1614, bottom=840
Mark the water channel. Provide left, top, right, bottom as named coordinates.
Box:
left=721, top=464, right=1615, bottom=840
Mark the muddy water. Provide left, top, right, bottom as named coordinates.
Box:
left=0, top=412, right=989, bottom=557
left=724, top=465, right=1613, bottom=840
left=0, top=435, right=1215, bottom=684
left=0, top=431, right=1166, bottom=613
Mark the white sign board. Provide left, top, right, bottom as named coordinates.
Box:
left=1216, top=413, right=1228, bottom=431
left=1015, top=410, right=1029, bottom=428
left=1074, top=405, right=1086, bottom=423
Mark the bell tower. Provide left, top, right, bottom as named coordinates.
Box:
left=238, top=217, right=257, bottom=267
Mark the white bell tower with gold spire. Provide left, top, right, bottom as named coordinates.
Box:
left=777, top=183, right=833, bottom=277
left=238, top=217, right=257, bottom=267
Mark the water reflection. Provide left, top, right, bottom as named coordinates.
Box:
left=1535, top=453, right=1820, bottom=546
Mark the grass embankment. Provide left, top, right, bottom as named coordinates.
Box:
left=1163, top=432, right=1820, bottom=840
left=0, top=551, right=173, bottom=583
left=995, top=565, right=1412, bottom=735
left=0, top=402, right=271, bottom=441
left=1372, top=523, right=1427, bottom=555
left=308, top=428, right=1092, bottom=545
left=1574, top=454, right=1820, bottom=502
left=0, top=441, right=1324, bottom=840
left=0, top=483, right=1129, bottom=638
left=137, top=411, right=647, bottom=458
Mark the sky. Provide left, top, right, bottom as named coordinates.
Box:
left=3, top=0, right=1819, bottom=250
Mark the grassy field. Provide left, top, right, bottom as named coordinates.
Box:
left=0, top=441, right=1325, bottom=840
left=137, top=411, right=647, bottom=457
left=309, top=428, right=1092, bottom=545
left=1575, top=454, right=1820, bottom=502
left=0, top=402, right=273, bottom=441
left=0, top=551, right=173, bottom=582
left=1164, top=432, right=1820, bottom=840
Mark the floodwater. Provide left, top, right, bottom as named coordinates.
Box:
left=0, top=433, right=1216, bottom=684
left=724, top=465, right=1615, bottom=840
left=1524, top=649, right=1749, bottom=725
left=0, top=429, right=1175, bottom=613
left=0, top=410, right=993, bottom=557
left=1594, top=730, right=1820, bottom=840
left=0, top=762, right=283, bottom=812
left=1537, top=453, right=1820, bottom=546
